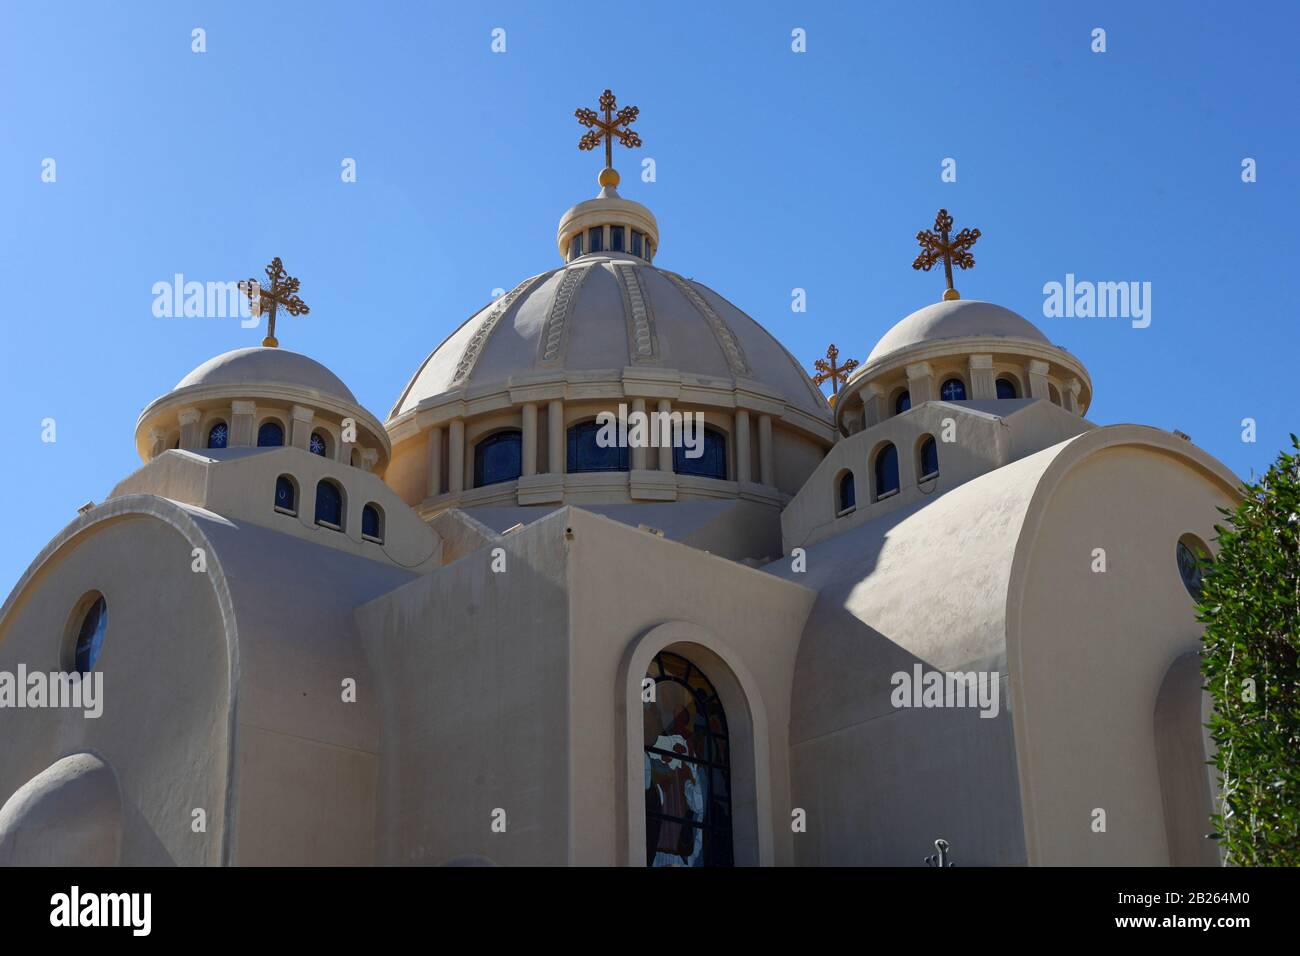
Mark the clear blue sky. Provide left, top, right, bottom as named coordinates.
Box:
left=2, top=1, right=1297, bottom=594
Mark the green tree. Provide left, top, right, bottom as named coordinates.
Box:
left=1200, top=436, right=1300, bottom=866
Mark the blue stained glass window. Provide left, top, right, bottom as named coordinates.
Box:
left=875, top=443, right=900, bottom=499
left=72, top=595, right=108, bottom=674
left=474, top=430, right=522, bottom=487
left=362, top=503, right=382, bottom=541
left=207, top=422, right=229, bottom=448
left=895, top=391, right=911, bottom=414
left=919, top=436, right=939, bottom=479
left=567, top=420, right=629, bottom=473
left=315, top=480, right=343, bottom=528
left=610, top=225, right=625, bottom=252
left=631, top=231, right=644, bottom=257
left=309, top=432, right=328, bottom=457
left=940, top=378, right=967, bottom=402
left=1177, top=539, right=1207, bottom=601
left=996, top=378, right=1019, bottom=400
left=257, top=421, right=284, bottom=447
left=674, top=427, right=727, bottom=480
left=587, top=227, right=604, bottom=253
left=644, top=651, right=733, bottom=867
left=275, top=475, right=296, bottom=513
left=838, top=472, right=856, bottom=513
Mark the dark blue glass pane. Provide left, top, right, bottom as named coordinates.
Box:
left=674, top=429, right=727, bottom=479
left=875, top=444, right=899, bottom=497
left=631, top=231, right=644, bottom=257
left=315, top=481, right=342, bottom=527
left=567, top=421, right=629, bottom=473
left=474, top=431, right=522, bottom=487
left=895, top=391, right=911, bottom=414
left=839, top=472, right=856, bottom=511
left=610, top=226, right=625, bottom=252
left=940, top=379, right=967, bottom=401
left=74, top=597, right=107, bottom=673
left=996, top=378, right=1018, bottom=400
left=920, top=437, right=939, bottom=477
left=362, top=504, right=381, bottom=539
left=257, top=421, right=284, bottom=447
left=275, top=475, right=296, bottom=511
left=309, top=432, right=327, bottom=456
left=207, top=422, right=228, bottom=448
left=570, top=234, right=583, bottom=259
left=587, top=227, right=604, bottom=253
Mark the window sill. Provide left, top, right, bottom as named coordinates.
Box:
left=361, top=533, right=383, bottom=545
left=919, top=471, right=940, bottom=482
left=874, top=489, right=899, bottom=502
left=316, top=520, right=342, bottom=532
left=836, top=506, right=856, bottom=518
left=274, top=506, right=297, bottom=517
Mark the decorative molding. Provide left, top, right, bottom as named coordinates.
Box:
left=452, top=274, right=547, bottom=386
left=538, top=264, right=594, bottom=367
left=612, top=262, right=660, bottom=364
left=661, top=270, right=751, bottom=376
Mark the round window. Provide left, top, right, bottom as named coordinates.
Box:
left=1176, top=536, right=1208, bottom=601
left=69, top=594, right=108, bottom=673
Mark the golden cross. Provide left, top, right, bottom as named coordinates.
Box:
left=575, top=89, right=642, bottom=179
left=241, top=257, right=310, bottom=348
left=812, top=344, right=859, bottom=403
left=912, top=209, right=981, bottom=301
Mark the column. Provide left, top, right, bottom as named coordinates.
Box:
left=861, top=383, right=885, bottom=428
left=178, top=408, right=201, bottom=449
left=630, top=398, right=647, bottom=470
left=548, top=400, right=565, bottom=474
left=290, top=405, right=315, bottom=450
left=1027, top=360, right=1051, bottom=400
left=521, top=402, right=538, bottom=477
left=905, top=362, right=934, bottom=405
left=426, top=426, right=443, bottom=497
left=1064, top=378, right=1082, bottom=414
left=148, top=427, right=167, bottom=459
left=448, top=419, right=465, bottom=494
left=968, top=354, right=996, bottom=400
left=734, top=409, right=751, bottom=484
left=758, top=414, right=773, bottom=486
left=230, top=401, right=256, bottom=446
left=657, top=400, right=673, bottom=472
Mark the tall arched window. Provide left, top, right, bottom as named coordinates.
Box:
left=362, top=503, right=384, bottom=542
left=940, top=378, right=966, bottom=402
left=70, top=594, right=108, bottom=674
left=996, top=377, right=1019, bottom=400
left=673, top=427, right=727, bottom=480
left=474, top=430, right=522, bottom=487
left=309, top=431, right=329, bottom=457
left=315, top=479, right=344, bottom=529
left=644, top=651, right=733, bottom=867
left=567, top=420, right=629, bottom=473
left=207, top=421, right=229, bottom=449
left=894, top=390, right=911, bottom=414
left=274, top=475, right=297, bottom=514
left=874, top=443, right=900, bottom=500
left=919, top=436, right=939, bottom=480
left=838, top=471, right=856, bottom=514
left=257, top=421, right=285, bottom=447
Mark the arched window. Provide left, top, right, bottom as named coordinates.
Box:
left=838, top=471, right=856, bottom=514
left=207, top=421, right=229, bottom=449
left=567, top=420, right=629, bottom=473
left=70, top=594, right=108, bottom=674
left=996, top=377, right=1019, bottom=400
left=674, top=427, right=727, bottom=480
left=474, top=430, right=522, bottom=487
left=894, top=390, right=911, bottom=414
left=940, top=378, right=967, bottom=402
left=874, top=443, right=900, bottom=500
left=1176, top=535, right=1209, bottom=601
left=1048, top=384, right=1062, bottom=406
left=644, top=651, right=733, bottom=867
left=315, top=479, right=344, bottom=530
left=274, top=475, right=297, bottom=514
left=362, top=503, right=384, bottom=542
left=257, top=420, right=285, bottom=447
left=919, top=436, right=939, bottom=480
left=309, top=431, right=329, bottom=457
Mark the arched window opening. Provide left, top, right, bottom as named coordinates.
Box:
left=673, top=427, right=727, bottom=480
left=309, top=431, right=329, bottom=457
left=474, top=430, right=522, bottom=487
left=874, top=443, right=900, bottom=500
left=919, top=436, right=939, bottom=480
left=940, top=378, right=967, bottom=402
left=996, top=377, right=1019, bottom=400
left=567, top=420, right=629, bottom=473
left=362, top=503, right=384, bottom=543
left=894, top=390, right=911, bottom=415
left=207, top=421, right=229, bottom=449
left=1176, top=535, right=1210, bottom=601
left=1048, top=384, right=1062, bottom=406
left=315, top=479, right=344, bottom=530
left=644, top=651, right=733, bottom=867
left=274, top=475, right=297, bottom=515
left=257, top=420, right=285, bottom=447
left=69, top=594, right=108, bottom=674
left=837, top=471, right=856, bottom=514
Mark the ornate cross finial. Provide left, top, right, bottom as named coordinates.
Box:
left=812, top=344, right=859, bottom=405
left=574, top=89, right=642, bottom=188
left=240, top=256, right=310, bottom=348
left=912, top=209, right=981, bottom=302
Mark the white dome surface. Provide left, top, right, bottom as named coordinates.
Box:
left=867, top=299, right=1052, bottom=364
left=391, top=255, right=829, bottom=419
left=175, top=347, right=358, bottom=404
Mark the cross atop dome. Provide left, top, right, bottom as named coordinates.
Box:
left=912, top=209, right=981, bottom=302
left=240, top=256, right=310, bottom=348
left=574, top=89, right=643, bottom=189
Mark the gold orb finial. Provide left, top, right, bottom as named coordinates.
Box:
left=599, top=167, right=620, bottom=188
left=943, top=288, right=961, bottom=301
left=262, top=334, right=279, bottom=348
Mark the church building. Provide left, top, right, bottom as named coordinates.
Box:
left=0, top=93, right=1237, bottom=867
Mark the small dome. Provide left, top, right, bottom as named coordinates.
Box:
left=175, top=347, right=357, bottom=404
left=867, top=300, right=1051, bottom=364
